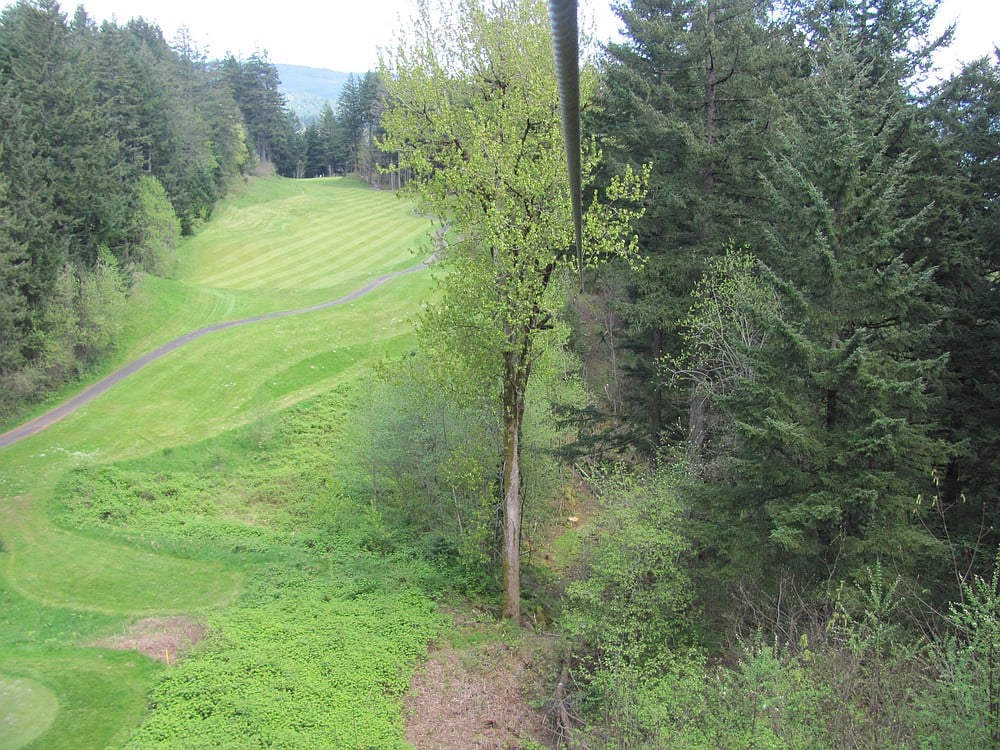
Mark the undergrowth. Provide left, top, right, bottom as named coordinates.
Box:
left=51, top=386, right=375, bottom=563
left=125, top=567, right=442, bottom=749
left=563, top=474, right=1000, bottom=749
left=49, top=382, right=447, bottom=748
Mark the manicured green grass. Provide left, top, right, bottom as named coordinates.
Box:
left=0, top=176, right=434, bottom=437
left=120, top=177, right=432, bottom=359
left=0, top=674, right=58, bottom=750
left=0, top=176, right=440, bottom=749
left=179, top=178, right=430, bottom=293
left=2, top=648, right=163, bottom=750
left=28, top=272, right=432, bottom=459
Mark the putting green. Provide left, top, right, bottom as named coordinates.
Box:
left=0, top=674, right=58, bottom=750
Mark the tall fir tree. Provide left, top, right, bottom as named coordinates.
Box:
left=222, top=51, right=290, bottom=168
left=916, top=54, right=1000, bottom=583
left=0, top=0, right=124, bottom=267
left=690, top=2, right=950, bottom=584
left=592, top=0, right=799, bottom=454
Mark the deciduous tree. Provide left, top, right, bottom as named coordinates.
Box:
left=381, top=0, right=644, bottom=621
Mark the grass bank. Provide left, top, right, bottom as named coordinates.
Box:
left=0, top=177, right=443, bottom=748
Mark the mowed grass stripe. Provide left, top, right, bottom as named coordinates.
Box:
left=22, top=272, right=433, bottom=458
left=191, top=213, right=427, bottom=291
left=197, top=216, right=425, bottom=291
left=245, top=235, right=424, bottom=291
left=108, top=177, right=432, bottom=370
left=181, top=178, right=429, bottom=290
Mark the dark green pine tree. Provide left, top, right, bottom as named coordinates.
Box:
left=0, top=4, right=64, bottom=389
left=917, top=54, right=1000, bottom=581
left=0, top=142, right=31, bottom=378
left=0, top=1, right=133, bottom=404
left=301, top=121, right=324, bottom=178
left=356, top=71, right=388, bottom=186
left=336, top=74, right=364, bottom=175
left=0, top=72, right=63, bottom=317
left=316, top=101, right=341, bottom=176
left=279, top=109, right=306, bottom=178
left=335, top=73, right=384, bottom=178
left=0, top=0, right=125, bottom=268
left=221, top=51, right=290, bottom=168
left=717, top=7, right=950, bottom=582
left=592, top=0, right=799, bottom=454
left=69, top=10, right=148, bottom=264
left=163, top=33, right=244, bottom=229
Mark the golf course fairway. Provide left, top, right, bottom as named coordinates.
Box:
left=0, top=177, right=439, bottom=748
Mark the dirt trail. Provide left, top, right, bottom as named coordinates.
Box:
left=0, top=263, right=427, bottom=450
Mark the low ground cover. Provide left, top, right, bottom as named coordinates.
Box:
left=0, top=177, right=442, bottom=748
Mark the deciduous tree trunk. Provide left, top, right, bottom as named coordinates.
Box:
left=501, top=408, right=523, bottom=622
left=501, top=344, right=528, bottom=623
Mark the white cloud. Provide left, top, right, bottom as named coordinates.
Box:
left=3, top=0, right=995, bottom=74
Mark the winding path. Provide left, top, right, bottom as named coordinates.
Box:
left=0, top=262, right=428, bottom=450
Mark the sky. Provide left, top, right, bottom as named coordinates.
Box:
left=5, top=0, right=997, bottom=76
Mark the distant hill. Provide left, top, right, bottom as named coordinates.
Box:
left=275, top=64, right=362, bottom=124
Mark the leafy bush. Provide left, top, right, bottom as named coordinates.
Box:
left=360, top=353, right=502, bottom=591
left=75, top=249, right=128, bottom=364
left=570, top=539, right=970, bottom=748
left=135, top=174, right=182, bottom=276
left=577, top=636, right=835, bottom=750
left=917, top=556, right=1000, bottom=749
left=1, top=252, right=128, bottom=415
left=565, top=466, right=694, bottom=668
left=125, top=569, right=443, bottom=749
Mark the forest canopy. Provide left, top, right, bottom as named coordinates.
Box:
left=0, top=0, right=385, bottom=416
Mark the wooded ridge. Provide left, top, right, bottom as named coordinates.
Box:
left=1, top=0, right=998, bottom=746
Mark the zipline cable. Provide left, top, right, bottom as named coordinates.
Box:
left=548, top=0, right=583, bottom=283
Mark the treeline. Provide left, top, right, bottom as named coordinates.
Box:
left=294, top=74, right=396, bottom=184
left=370, top=0, right=999, bottom=745
left=585, top=0, right=998, bottom=601
left=562, top=0, right=1000, bottom=743
left=0, top=0, right=383, bottom=417
left=223, top=55, right=389, bottom=181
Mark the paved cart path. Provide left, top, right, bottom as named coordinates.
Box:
left=0, top=263, right=427, bottom=450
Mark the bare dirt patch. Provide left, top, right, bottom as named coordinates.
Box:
left=405, top=610, right=555, bottom=749
left=92, top=616, right=206, bottom=663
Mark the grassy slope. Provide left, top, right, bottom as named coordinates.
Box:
left=0, top=177, right=439, bottom=749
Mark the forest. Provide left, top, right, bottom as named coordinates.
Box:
left=1, top=0, right=998, bottom=746
left=377, top=0, right=999, bottom=742
left=0, top=0, right=385, bottom=416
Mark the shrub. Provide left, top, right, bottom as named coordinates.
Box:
left=917, top=555, right=1000, bottom=748
left=565, top=466, right=694, bottom=668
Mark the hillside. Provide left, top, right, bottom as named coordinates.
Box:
left=0, top=177, right=446, bottom=748
left=275, top=63, right=358, bottom=123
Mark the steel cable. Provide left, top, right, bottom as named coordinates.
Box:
left=548, top=0, right=583, bottom=277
